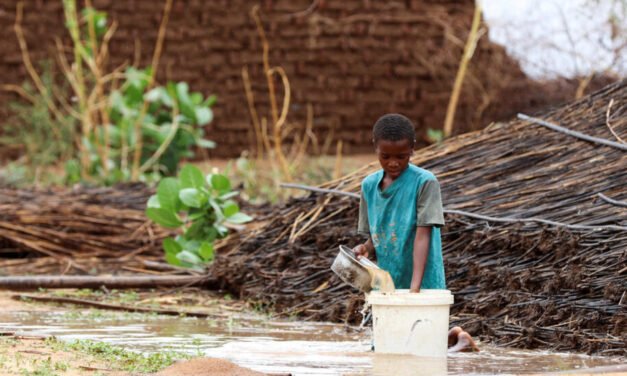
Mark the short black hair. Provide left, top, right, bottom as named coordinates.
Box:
left=373, top=113, right=416, bottom=146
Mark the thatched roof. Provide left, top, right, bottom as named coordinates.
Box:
left=213, top=79, right=626, bottom=355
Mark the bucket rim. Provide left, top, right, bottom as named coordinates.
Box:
left=366, top=289, right=454, bottom=306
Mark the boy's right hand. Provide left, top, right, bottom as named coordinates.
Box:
left=353, top=244, right=368, bottom=259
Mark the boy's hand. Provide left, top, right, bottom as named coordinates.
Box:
left=409, top=287, right=420, bottom=293
left=353, top=244, right=368, bottom=259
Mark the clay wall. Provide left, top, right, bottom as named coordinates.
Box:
left=0, top=0, right=603, bottom=157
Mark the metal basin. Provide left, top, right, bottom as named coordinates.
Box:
left=331, top=245, right=378, bottom=292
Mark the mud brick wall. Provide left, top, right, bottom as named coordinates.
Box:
left=0, top=0, right=598, bottom=157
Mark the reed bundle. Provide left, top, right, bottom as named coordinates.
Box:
left=212, top=79, right=626, bottom=355
left=0, top=184, right=169, bottom=275
left=0, top=80, right=623, bottom=354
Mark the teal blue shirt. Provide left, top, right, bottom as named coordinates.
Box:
left=358, top=164, right=446, bottom=289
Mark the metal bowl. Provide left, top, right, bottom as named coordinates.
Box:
left=331, top=245, right=375, bottom=292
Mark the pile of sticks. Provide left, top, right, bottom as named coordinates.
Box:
left=0, top=183, right=171, bottom=275
left=213, top=79, right=626, bottom=355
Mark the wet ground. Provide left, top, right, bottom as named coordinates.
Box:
left=2, top=307, right=625, bottom=375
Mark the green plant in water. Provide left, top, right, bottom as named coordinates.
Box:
left=146, top=164, right=252, bottom=269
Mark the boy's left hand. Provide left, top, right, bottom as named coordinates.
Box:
left=410, top=287, right=420, bottom=293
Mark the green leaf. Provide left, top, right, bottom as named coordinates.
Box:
left=203, top=94, right=217, bottom=107
left=109, top=90, right=125, bottom=114
left=198, top=242, right=214, bottom=261
left=81, top=8, right=108, bottom=37
left=179, top=188, right=204, bottom=208
left=215, top=224, right=229, bottom=237
left=177, top=250, right=203, bottom=265
left=175, top=82, right=196, bottom=122
left=142, top=124, right=168, bottom=144
left=196, top=138, right=216, bottom=149
left=219, top=191, right=239, bottom=200
left=162, top=237, right=182, bottom=255
left=147, top=195, right=161, bottom=208
left=146, top=87, right=174, bottom=107
left=125, top=67, right=150, bottom=92
left=157, top=177, right=180, bottom=212
left=426, top=128, right=444, bottom=143
left=190, top=92, right=203, bottom=105
left=203, top=227, right=218, bottom=243
left=208, top=174, right=231, bottom=193
left=94, top=13, right=107, bottom=36
left=226, top=212, right=253, bottom=224
left=64, top=159, right=81, bottom=184
left=187, top=211, right=205, bottom=221
left=208, top=198, right=224, bottom=220
left=146, top=207, right=183, bottom=228
left=165, top=252, right=182, bottom=266
left=185, top=219, right=206, bottom=239
left=182, top=239, right=201, bottom=253
left=144, top=88, right=160, bottom=102
left=195, top=107, right=213, bottom=126
left=223, top=200, right=239, bottom=217
left=179, top=164, right=205, bottom=189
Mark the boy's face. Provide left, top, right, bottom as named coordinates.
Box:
left=375, top=139, right=413, bottom=179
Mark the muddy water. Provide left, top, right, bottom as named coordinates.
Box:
left=1, top=309, right=625, bottom=375
left=366, top=267, right=395, bottom=293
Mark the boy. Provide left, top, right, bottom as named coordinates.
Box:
left=353, top=113, right=478, bottom=352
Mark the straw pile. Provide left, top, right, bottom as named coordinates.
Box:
left=213, top=79, right=626, bottom=355
left=0, top=184, right=169, bottom=275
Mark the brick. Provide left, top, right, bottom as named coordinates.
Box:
left=393, top=65, right=431, bottom=77
left=0, top=0, right=568, bottom=158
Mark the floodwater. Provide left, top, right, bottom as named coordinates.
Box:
left=1, top=309, right=625, bottom=375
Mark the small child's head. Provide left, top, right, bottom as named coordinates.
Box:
left=372, top=113, right=416, bottom=179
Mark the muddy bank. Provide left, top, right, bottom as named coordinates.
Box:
left=3, top=289, right=627, bottom=375
left=0, top=336, right=125, bottom=376
left=156, top=358, right=266, bottom=376
left=0, top=289, right=271, bottom=376
left=0, top=336, right=265, bottom=376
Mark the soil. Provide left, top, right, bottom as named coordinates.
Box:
left=0, top=337, right=267, bottom=376
left=155, top=358, right=266, bottom=376
left=0, top=337, right=127, bottom=376
left=0, top=290, right=63, bottom=312
left=0, top=289, right=269, bottom=376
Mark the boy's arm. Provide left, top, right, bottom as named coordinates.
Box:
left=354, top=189, right=374, bottom=258
left=411, top=178, right=444, bottom=292
left=410, top=226, right=431, bottom=292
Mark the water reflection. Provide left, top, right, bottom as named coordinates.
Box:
left=1, top=310, right=624, bottom=375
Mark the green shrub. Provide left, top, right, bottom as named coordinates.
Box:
left=65, top=67, right=217, bottom=185
left=0, top=64, right=77, bottom=187
left=3, top=2, right=217, bottom=187
left=146, top=164, right=252, bottom=269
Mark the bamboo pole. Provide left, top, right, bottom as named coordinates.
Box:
left=12, top=294, right=221, bottom=318
left=0, top=275, right=205, bottom=289
left=443, top=0, right=483, bottom=137
left=517, top=113, right=627, bottom=151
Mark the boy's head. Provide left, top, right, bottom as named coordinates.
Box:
left=372, top=113, right=416, bottom=179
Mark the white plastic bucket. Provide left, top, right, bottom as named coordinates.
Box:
left=366, top=289, right=454, bottom=357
